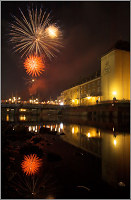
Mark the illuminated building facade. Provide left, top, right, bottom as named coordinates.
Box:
left=58, top=41, right=130, bottom=106
left=101, top=49, right=130, bottom=101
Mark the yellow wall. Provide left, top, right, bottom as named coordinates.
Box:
left=101, top=50, right=130, bottom=101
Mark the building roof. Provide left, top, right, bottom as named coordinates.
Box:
left=102, top=40, right=130, bottom=58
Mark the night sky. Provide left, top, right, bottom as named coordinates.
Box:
left=1, top=1, right=130, bottom=101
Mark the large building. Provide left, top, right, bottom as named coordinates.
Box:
left=57, top=41, right=130, bottom=106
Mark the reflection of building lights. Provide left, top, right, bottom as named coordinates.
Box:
left=50, top=126, right=53, bottom=131
left=35, top=126, right=37, bottom=132
left=113, top=127, right=114, bottom=132
left=6, top=114, right=9, bottom=121
left=60, top=123, right=63, bottom=129
left=112, top=91, right=117, bottom=96
left=19, top=115, right=26, bottom=121
left=29, top=126, right=32, bottom=132
left=58, top=127, right=60, bottom=133
left=114, top=139, right=117, bottom=146
left=98, top=131, right=101, bottom=137
left=72, top=127, right=74, bottom=134
left=87, top=132, right=90, bottom=138
left=19, top=109, right=26, bottom=112
left=55, top=128, right=57, bottom=131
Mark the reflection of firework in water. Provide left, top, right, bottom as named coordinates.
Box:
left=21, top=154, right=42, bottom=175
left=24, top=55, right=44, bottom=77
left=10, top=7, right=63, bottom=58
left=10, top=169, right=59, bottom=199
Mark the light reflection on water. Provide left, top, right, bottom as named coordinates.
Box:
left=4, top=113, right=130, bottom=189
left=27, top=122, right=130, bottom=188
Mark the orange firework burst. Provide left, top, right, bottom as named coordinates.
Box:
left=21, top=154, right=42, bottom=176
left=24, top=55, right=44, bottom=77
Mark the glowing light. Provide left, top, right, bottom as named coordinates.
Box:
left=6, top=114, right=9, bottom=121
left=72, top=99, right=75, bottom=103
left=46, top=25, right=59, bottom=38
left=50, top=126, right=53, bottom=131
left=87, top=132, right=90, bottom=138
left=87, top=96, right=91, bottom=100
left=35, top=126, right=38, bottom=132
left=60, top=102, right=64, bottom=105
left=113, top=127, right=114, bottom=132
left=98, top=131, right=101, bottom=137
left=112, top=91, right=117, bottom=96
left=29, top=126, right=32, bottom=132
left=9, top=98, right=11, bottom=101
left=21, top=154, right=42, bottom=176
left=60, top=123, right=63, bottom=129
left=24, top=55, right=44, bottom=77
left=19, top=109, right=26, bottom=112
left=114, top=139, right=117, bottom=146
left=10, top=8, right=63, bottom=59
left=19, top=115, right=26, bottom=121
left=72, top=127, right=74, bottom=134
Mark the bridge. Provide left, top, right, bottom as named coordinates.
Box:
left=1, top=103, right=69, bottom=109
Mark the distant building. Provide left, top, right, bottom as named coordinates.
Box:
left=57, top=41, right=130, bottom=106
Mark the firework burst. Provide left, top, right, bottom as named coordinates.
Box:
left=24, top=55, right=44, bottom=77
left=10, top=7, right=63, bottom=59
left=21, top=154, right=42, bottom=176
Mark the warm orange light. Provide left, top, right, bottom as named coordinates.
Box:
left=46, top=25, right=58, bottom=38
left=21, top=154, right=42, bottom=176
left=114, top=139, right=117, bottom=146
left=6, top=114, right=9, bottom=121
left=87, top=132, right=90, bottom=138
left=19, top=115, right=26, bottom=121
left=24, top=55, right=44, bottom=77
left=112, top=91, right=117, bottom=96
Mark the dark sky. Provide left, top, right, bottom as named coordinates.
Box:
left=1, top=1, right=130, bottom=100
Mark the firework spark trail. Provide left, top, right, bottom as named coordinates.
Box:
left=24, top=55, right=45, bottom=77
left=10, top=7, right=63, bottom=59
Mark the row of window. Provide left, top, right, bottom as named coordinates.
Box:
left=62, top=79, right=101, bottom=98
